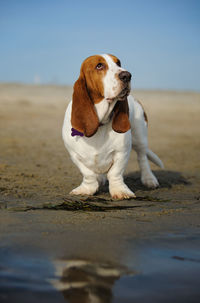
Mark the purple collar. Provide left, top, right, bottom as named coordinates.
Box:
left=71, top=128, right=84, bottom=137
left=71, top=109, right=115, bottom=137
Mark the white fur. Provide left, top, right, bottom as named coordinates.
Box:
left=102, top=54, right=126, bottom=99
left=62, top=55, right=163, bottom=199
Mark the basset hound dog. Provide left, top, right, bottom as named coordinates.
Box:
left=62, top=54, right=164, bottom=199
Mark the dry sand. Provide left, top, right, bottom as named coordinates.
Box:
left=0, top=83, right=200, bottom=301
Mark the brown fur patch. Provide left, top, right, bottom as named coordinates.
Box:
left=71, top=76, right=99, bottom=137
left=112, top=98, right=131, bottom=133
left=81, top=55, right=108, bottom=104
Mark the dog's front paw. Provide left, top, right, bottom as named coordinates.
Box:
left=141, top=173, right=159, bottom=189
left=110, top=184, right=136, bottom=200
left=70, top=183, right=98, bottom=196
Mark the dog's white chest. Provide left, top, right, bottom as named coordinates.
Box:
left=77, top=148, right=115, bottom=174
left=72, top=125, right=131, bottom=174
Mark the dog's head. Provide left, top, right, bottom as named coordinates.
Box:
left=71, top=54, right=131, bottom=137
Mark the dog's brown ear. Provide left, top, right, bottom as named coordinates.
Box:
left=71, top=75, right=99, bottom=137
left=112, top=98, right=131, bottom=133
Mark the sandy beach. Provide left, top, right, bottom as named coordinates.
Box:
left=0, top=83, right=200, bottom=302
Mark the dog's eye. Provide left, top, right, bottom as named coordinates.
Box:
left=96, top=63, right=104, bottom=70
left=116, top=60, right=121, bottom=67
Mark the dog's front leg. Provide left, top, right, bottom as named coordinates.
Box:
left=70, top=154, right=99, bottom=196
left=107, top=151, right=136, bottom=200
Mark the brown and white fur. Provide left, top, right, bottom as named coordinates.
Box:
left=62, top=54, right=164, bottom=199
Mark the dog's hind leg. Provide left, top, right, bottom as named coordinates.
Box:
left=131, top=101, right=160, bottom=188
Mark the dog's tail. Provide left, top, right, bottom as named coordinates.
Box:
left=147, top=149, right=164, bottom=168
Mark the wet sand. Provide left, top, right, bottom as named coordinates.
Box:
left=0, top=83, right=200, bottom=302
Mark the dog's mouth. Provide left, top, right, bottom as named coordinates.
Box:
left=116, top=86, right=130, bottom=100
left=106, top=85, right=130, bottom=103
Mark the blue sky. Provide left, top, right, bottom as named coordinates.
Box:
left=0, top=0, right=200, bottom=90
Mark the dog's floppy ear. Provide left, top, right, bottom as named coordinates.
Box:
left=71, top=74, right=99, bottom=137
left=112, top=98, right=131, bottom=133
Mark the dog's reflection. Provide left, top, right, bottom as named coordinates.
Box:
left=52, top=259, right=129, bottom=303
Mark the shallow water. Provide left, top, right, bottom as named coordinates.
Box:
left=1, top=232, right=200, bottom=303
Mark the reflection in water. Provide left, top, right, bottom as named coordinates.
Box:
left=51, top=259, right=132, bottom=303
left=1, top=234, right=200, bottom=302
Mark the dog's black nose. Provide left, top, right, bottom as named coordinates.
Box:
left=119, top=71, right=132, bottom=83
